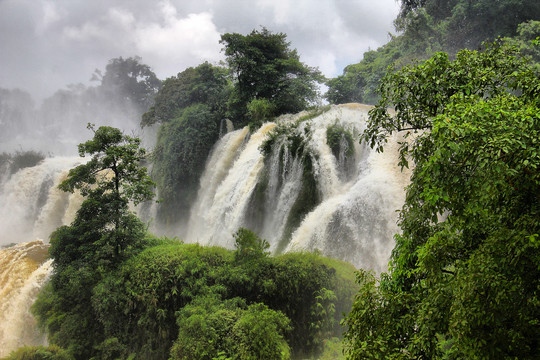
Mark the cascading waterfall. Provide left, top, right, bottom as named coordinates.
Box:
left=0, top=103, right=410, bottom=352
left=185, top=104, right=410, bottom=271
left=0, top=157, right=84, bottom=246
left=0, top=157, right=84, bottom=354
left=0, top=241, right=52, bottom=356
left=186, top=123, right=276, bottom=246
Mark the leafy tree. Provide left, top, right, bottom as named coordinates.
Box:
left=504, top=20, right=540, bottom=62
left=232, top=302, right=291, bottom=360
left=233, top=227, right=270, bottom=263
left=34, top=125, right=155, bottom=360
left=141, top=62, right=229, bottom=127
left=95, top=56, right=162, bottom=114
left=89, top=234, right=357, bottom=359
left=53, top=124, right=154, bottom=267
left=343, top=42, right=540, bottom=359
left=221, top=28, right=324, bottom=125
left=171, top=296, right=291, bottom=360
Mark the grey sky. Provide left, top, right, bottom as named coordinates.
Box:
left=0, top=0, right=400, bottom=102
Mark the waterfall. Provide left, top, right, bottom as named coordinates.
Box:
left=185, top=104, right=410, bottom=271
left=186, top=123, right=276, bottom=247
left=0, top=241, right=51, bottom=356
left=0, top=103, right=410, bottom=351
left=0, top=157, right=85, bottom=247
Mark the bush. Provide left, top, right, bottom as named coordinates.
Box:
left=1, top=345, right=73, bottom=360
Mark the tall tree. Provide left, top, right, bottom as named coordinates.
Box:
left=221, top=28, right=324, bottom=125
left=343, top=42, right=540, bottom=358
left=141, top=62, right=229, bottom=127
left=35, top=125, right=155, bottom=360
left=96, top=56, right=162, bottom=114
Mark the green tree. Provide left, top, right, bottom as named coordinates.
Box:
left=95, top=56, right=162, bottom=114
left=221, top=28, right=324, bottom=125
left=343, top=42, right=540, bottom=359
left=327, top=0, right=540, bottom=106
left=53, top=124, right=154, bottom=267
left=34, top=125, right=155, bottom=360
left=141, top=62, right=229, bottom=127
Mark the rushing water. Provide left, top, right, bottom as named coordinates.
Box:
left=0, top=241, right=51, bottom=356
left=0, top=103, right=410, bottom=353
left=186, top=104, right=410, bottom=270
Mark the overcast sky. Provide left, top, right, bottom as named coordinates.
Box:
left=0, top=0, right=401, bottom=102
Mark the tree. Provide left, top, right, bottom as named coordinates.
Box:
left=141, top=62, right=229, bottom=127
left=96, top=56, right=162, bottom=114
left=1, top=345, right=74, bottom=360
left=343, top=42, right=540, bottom=358
left=53, top=124, right=154, bottom=267
left=35, top=125, right=155, bottom=360
left=221, top=28, right=324, bottom=125
left=327, top=0, right=540, bottom=106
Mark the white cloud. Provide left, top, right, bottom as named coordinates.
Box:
left=135, top=9, right=223, bottom=78
left=0, top=0, right=400, bottom=100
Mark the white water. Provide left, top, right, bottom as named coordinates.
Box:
left=185, top=104, right=410, bottom=271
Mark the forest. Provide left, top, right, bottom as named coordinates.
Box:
left=1, top=0, right=539, bottom=359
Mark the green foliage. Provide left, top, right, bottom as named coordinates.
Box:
left=365, top=42, right=532, bottom=168
left=171, top=295, right=244, bottom=360
left=504, top=20, right=540, bottom=62
left=33, top=127, right=155, bottom=360
left=343, top=42, right=540, bottom=359
left=233, top=227, right=270, bottom=262
left=232, top=303, right=291, bottom=360
left=152, top=104, right=219, bottom=224
left=171, top=296, right=291, bottom=360
left=327, top=0, right=540, bottom=105
left=221, top=27, right=324, bottom=126
left=87, top=235, right=357, bottom=359
left=326, top=122, right=354, bottom=160
left=246, top=98, right=277, bottom=130
left=142, top=62, right=229, bottom=127
left=1, top=345, right=73, bottom=360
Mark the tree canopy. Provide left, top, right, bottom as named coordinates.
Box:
left=343, top=41, right=540, bottom=359
left=221, top=27, right=324, bottom=125
left=141, top=62, right=229, bottom=127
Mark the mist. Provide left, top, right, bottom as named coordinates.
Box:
left=0, top=56, right=160, bottom=156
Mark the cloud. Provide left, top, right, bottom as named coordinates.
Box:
left=0, top=0, right=400, bottom=101
left=135, top=4, right=223, bottom=78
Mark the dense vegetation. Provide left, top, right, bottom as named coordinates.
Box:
left=343, top=38, right=540, bottom=359
left=221, top=28, right=324, bottom=126
left=326, top=0, right=540, bottom=104
left=143, top=63, right=230, bottom=224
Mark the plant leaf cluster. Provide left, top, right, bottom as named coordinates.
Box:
left=343, top=41, right=540, bottom=359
